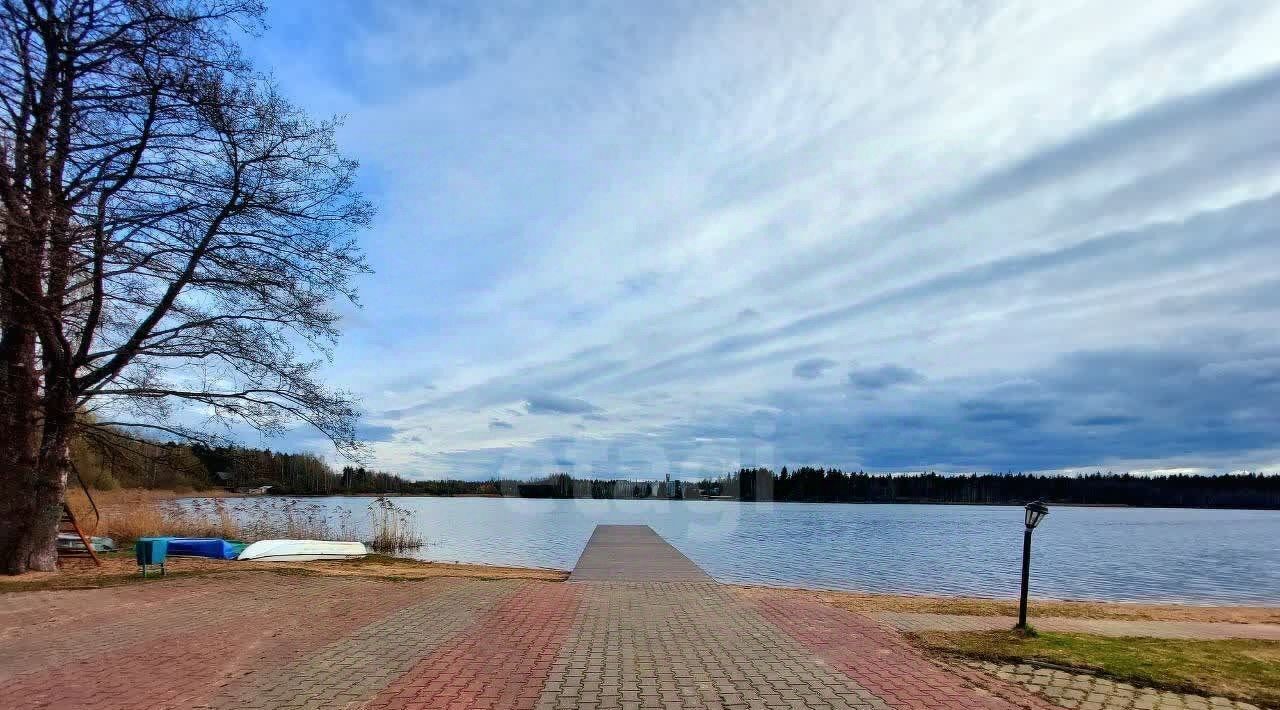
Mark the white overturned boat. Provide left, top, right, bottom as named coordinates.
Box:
left=57, top=533, right=117, bottom=552
left=236, top=539, right=367, bottom=562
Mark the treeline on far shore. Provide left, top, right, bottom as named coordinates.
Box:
left=70, top=429, right=1280, bottom=508
left=718, top=467, right=1280, bottom=509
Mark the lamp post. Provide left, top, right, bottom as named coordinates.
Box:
left=1016, top=500, right=1049, bottom=630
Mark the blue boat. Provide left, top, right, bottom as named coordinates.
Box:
left=163, top=538, right=247, bottom=560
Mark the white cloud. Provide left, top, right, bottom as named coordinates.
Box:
left=248, top=0, right=1280, bottom=477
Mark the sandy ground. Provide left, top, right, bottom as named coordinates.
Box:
left=0, top=552, right=567, bottom=593
left=732, top=585, right=1280, bottom=624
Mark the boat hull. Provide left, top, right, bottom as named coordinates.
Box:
left=237, top=539, right=367, bottom=562
left=164, top=538, right=245, bottom=560
left=57, top=533, right=117, bottom=552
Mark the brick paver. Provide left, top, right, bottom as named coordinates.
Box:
left=3, top=573, right=450, bottom=709
left=365, top=581, right=583, bottom=710
left=965, top=661, right=1265, bottom=710
left=0, top=527, right=1157, bottom=710
left=870, top=612, right=1280, bottom=640
left=202, top=579, right=520, bottom=709
left=537, top=582, right=895, bottom=710
left=749, top=590, right=1045, bottom=710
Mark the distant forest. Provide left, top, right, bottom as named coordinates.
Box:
left=70, top=429, right=1280, bottom=509
left=719, top=467, right=1280, bottom=509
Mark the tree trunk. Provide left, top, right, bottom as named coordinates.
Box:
left=0, top=324, right=57, bottom=574
left=27, top=390, right=79, bottom=572
left=0, top=438, right=52, bottom=574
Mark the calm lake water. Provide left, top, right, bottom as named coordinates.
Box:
left=207, top=497, right=1280, bottom=605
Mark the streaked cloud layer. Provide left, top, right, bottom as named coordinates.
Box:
left=247, top=0, right=1280, bottom=478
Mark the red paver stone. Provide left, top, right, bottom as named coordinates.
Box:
left=2, top=527, right=1089, bottom=710
left=3, top=574, right=445, bottom=710
left=202, top=578, right=520, bottom=709
left=748, top=591, right=1057, bottom=710
left=364, top=581, right=583, bottom=710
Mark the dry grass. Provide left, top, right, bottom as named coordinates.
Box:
left=916, top=630, right=1280, bottom=708
left=731, top=585, right=1280, bottom=625
left=818, top=592, right=1280, bottom=624
left=65, top=488, right=431, bottom=559
left=66, top=488, right=243, bottom=541
left=230, top=498, right=360, bottom=542
left=65, top=488, right=362, bottom=544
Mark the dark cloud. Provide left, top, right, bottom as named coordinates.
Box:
left=792, top=357, right=837, bottom=380
left=578, top=341, right=1280, bottom=475
left=959, top=397, right=1050, bottom=428
left=489, top=420, right=514, bottom=430
left=810, top=345, right=1280, bottom=470
left=1072, top=415, right=1140, bottom=427
left=525, top=393, right=600, bottom=415
left=847, top=364, right=924, bottom=390
left=397, top=340, right=1280, bottom=479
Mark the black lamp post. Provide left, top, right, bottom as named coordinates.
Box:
left=1016, top=500, right=1049, bottom=630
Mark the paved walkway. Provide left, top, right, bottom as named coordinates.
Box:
left=12, top=524, right=1232, bottom=709
left=1, top=571, right=1052, bottom=710
left=964, top=661, right=1265, bottom=710
left=872, top=612, right=1280, bottom=640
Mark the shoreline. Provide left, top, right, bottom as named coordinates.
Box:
left=6, top=555, right=1277, bottom=624
left=192, top=492, right=1280, bottom=512
left=731, top=584, right=1280, bottom=624
left=727, top=578, right=1280, bottom=612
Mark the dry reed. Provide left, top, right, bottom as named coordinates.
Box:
left=65, top=488, right=425, bottom=554
left=367, top=496, right=425, bottom=553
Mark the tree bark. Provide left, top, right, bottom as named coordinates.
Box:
left=28, top=416, right=75, bottom=573
left=0, top=339, right=73, bottom=573
left=0, top=410, right=76, bottom=573
left=0, top=321, right=51, bottom=573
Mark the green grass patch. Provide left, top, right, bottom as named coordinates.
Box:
left=915, top=630, right=1280, bottom=708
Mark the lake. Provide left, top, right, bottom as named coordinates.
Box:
left=207, top=496, right=1280, bottom=605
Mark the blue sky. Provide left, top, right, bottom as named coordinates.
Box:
left=240, top=0, right=1280, bottom=479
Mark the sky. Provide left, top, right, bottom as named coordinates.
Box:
left=239, top=0, right=1280, bottom=480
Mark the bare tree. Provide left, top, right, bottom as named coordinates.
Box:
left=0, top=0, right=372, bottom=573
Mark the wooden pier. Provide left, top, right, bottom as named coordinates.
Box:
left=568, top=524, right=712, bottom=582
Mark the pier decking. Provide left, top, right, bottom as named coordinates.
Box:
left=568, top=524, right=712, bottom=582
